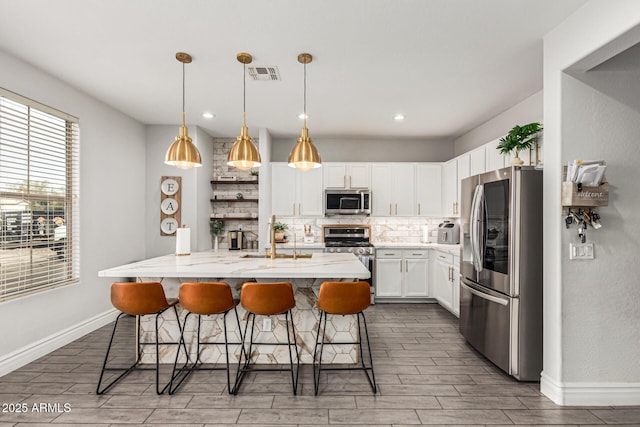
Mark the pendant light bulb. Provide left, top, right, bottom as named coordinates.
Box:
left=228, top=52, right=261, bottom=170
left=288, top=53, right=321, bottom=171
left=165, top=52, right=202, bottom=169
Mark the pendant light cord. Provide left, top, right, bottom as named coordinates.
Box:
left=243, top=62, right=247, bottom=126
left=303, top=62, right=307, bottom=128
left=181, top=61, right=186, bottom=126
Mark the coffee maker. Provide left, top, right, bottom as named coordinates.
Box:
left=228, top=230, right=246, bottom=250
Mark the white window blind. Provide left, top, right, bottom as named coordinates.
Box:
left=0, top=88, right=79, bottom=302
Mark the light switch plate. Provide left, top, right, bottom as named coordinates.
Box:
left=570, top=243, right=595, bottom=260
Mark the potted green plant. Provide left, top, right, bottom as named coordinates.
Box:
left=209, top=219, right=225, bottom=252
left=497, top=122, right=542, bottom=165
left=273, top=222, right=288, bottom=242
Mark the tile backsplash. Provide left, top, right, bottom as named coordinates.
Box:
left=276, top=216, right=454, bottom=244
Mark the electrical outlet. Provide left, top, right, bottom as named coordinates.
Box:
left=569, top=242, right=595, bottom=260
left=262, top=317, right=272, bottom=332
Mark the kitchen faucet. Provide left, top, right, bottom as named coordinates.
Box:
left=268, top=214, right=276, bottom=260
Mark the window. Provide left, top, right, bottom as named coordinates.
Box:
left=0, top=88, right=79, bottom=302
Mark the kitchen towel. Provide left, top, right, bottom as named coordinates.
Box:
left=176, top=227, right=191, bottom=255
left=422, top=225, right=429, bottom=243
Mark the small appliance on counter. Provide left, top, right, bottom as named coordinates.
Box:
left=228, top=230, right=247, bottom=250
left=303, top=224, right=315, bottom=243
left=437, top=221, right=460, bottom=244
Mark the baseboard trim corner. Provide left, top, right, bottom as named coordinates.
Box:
left=541, top=372, right=640, bottom=406
left=0, top=308, right=118, bottom=377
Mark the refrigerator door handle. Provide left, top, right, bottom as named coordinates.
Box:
left=461, top=281, right=508, bottom=306
left=470, top=184, right=484, bottom=272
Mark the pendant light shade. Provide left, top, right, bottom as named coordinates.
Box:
left=288, top=53, right=321, bottom=171
left=165, top=52, right=202, bottom=169
left=227, top=52, right=261, bottom=170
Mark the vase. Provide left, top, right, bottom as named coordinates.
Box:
left=510, top=153, right=524, bottom=166
left=213, top=235, right=219, bottom=252
left=275, top=231, right=285, bottom=242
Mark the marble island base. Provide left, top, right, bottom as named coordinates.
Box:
left=140, top=277, right=360, bottom=365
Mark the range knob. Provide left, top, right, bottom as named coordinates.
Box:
left=357, top=248, right=365, bottom=254
left=336, top=248, right=342, bottom=253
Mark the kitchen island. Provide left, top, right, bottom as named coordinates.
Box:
left=98, top=252, right=370, bottom=364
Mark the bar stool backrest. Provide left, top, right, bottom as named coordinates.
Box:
left=179, top=282, right=235, bottom=315
left=318, top=281, right=370, bottom=315
left=241, top=282, right=295, bottom=315
left=111, top=282, right=170, bottom=316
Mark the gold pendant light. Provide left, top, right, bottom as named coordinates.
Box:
left=165, top=52, right=202, bottom=169
left=227, top=52, right=261, bottom=170
left=288, top=53, right=321, bottom=171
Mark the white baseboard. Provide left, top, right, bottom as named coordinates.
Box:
left=0, top=308, right=118, bottom=377
left=541, top=372, right=640, bottom=406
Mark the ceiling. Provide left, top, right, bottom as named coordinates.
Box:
left=0, top=0, right=587, bottom=139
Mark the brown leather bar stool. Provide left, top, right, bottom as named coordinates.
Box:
left=313, top=281, right=377, bottom=394
left=169, top=282, right=243, bottom=394
left=235, top=282, right=299, bottom=394
left=96, top=282, right=186, bottom=395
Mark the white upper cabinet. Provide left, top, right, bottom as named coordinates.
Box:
left=485, top=138, right=506, bottom=172
left=442, top=159, right=457, bottom=217
left=456, top=153, right=470, bottom=216
left=415, top=164, right=442, bottom=216
left=469, top=146, right=486, bottom=176
left=324, top=163, right=370, bottom=189
left=272, top=163, right=323, bottom=217
left=371, top=163, right=415, bottom=216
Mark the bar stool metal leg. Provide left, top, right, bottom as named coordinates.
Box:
left=313, top=310, right=377, bottom=395
left=169, top=306, right=243, bottom=395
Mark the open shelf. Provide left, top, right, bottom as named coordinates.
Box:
left=210, top=217, right=258, bottom=221
left=210, top=198, right=258, bottom=202
left=211, top=180, right=258, bottom=184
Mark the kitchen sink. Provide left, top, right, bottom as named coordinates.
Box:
left=241, top=253, right=313, bottom=259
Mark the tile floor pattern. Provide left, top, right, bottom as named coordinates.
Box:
left=1, top=303, right=639, bottom=426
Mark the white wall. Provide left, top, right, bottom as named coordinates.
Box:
left=272, top=136, right=454, bottom=162
left=453, top=91, right=543, bottom=156
left=144, top=125, right=213, bottom=257
left=543, top=0, right=640, bottom=405
left=0, top=50, right=147, bottom=370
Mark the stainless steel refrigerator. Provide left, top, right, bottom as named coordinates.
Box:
left=459, top=166, right=542, bottom=381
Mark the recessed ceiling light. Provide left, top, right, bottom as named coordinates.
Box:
left=393, top=113, right=405, bottom=121
left=298, top=113, right=309, bottom=120
left=202, top=112, right=216, bottom=119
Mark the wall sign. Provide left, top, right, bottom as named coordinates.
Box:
left=160, top=176, right=181, bottom=235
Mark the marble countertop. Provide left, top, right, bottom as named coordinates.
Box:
left=98, top=251, right=370, bottom=280
left=374, top=242, right=460, bottom=255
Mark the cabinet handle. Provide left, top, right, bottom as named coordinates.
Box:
left=405, top=260, right=408, bottom=271
left=395, top=204, right=398, bottom=215
left=292, top=204, right=295, bottom=216
left=344, top=175, right=346, bottom=188
left=298, top=203, right=301, bottom=215
left=400, top=261, right=403, bottom=272
left=385, top=253, right=397, bottom=256
left=438, top=255, right=446, bottom=260
left=418, top=203, right=421, bottom=215
left=389, top=204, right=392, bottom=215
left=412, top=253, right=422, bottom=256
left=350, top=176, right=352, bottom=188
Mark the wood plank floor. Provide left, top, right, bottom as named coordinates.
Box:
left=1, top=303, right=639, bottom=425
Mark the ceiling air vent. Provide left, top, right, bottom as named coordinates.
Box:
left=247, top=66, right=281, bottom=81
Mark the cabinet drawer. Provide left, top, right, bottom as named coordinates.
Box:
left=402, top=249, right=429, bottom=259
left=377, top=249, right=402, bottom=258
left=435, top=251, right=453, bottom=264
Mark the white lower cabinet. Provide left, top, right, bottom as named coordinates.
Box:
left=432, top=250, right=459, bottom=317
left=375, top=249, right=429, bottom=299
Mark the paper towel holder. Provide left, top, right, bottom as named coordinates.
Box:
left=176, top=224, right=191, bottom=256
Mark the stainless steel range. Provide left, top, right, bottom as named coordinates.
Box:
left=322, top=225, right=375, bottom=303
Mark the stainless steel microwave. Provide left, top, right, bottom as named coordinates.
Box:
left=324, top=189, right=371, bottom=216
